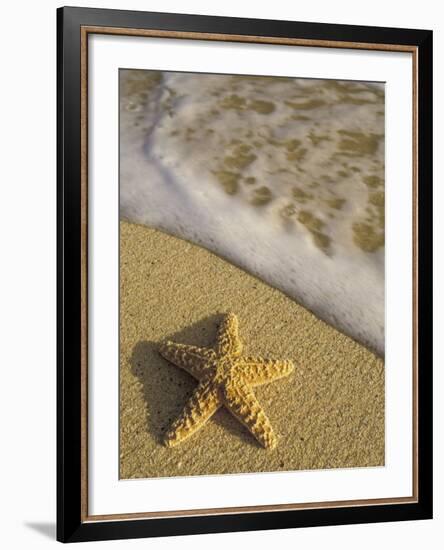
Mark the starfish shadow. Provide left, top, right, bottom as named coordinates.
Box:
left=130, top=313, right=262, bottom=449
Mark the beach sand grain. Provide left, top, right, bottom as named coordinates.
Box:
left=120, top=220, right=384, bottom=479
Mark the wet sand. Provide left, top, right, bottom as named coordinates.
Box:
left=120, top=220, right=384, bottom=479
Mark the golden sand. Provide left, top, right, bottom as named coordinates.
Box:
left=120, top=221, right=384, bottom=479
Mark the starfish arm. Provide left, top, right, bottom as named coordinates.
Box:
left=237, top=358, right=294, bottom=386
left=215, top=313, right=243, bottom=357
left=159, top=341, right=216, bottom=380
left=164, top=382, right=221, bottom=447
left=222, top=381, right=277, bottom=449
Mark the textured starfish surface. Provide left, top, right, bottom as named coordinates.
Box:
left=159, top=313, right=294, bottom=449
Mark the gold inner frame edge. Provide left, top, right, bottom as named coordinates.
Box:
left=79, top=25, right=419, bottom=523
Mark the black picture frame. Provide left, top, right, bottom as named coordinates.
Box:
left=57, top=5, right=433, bottom=543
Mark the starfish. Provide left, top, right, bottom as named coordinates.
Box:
left=159, top=313, right=294, bottom=449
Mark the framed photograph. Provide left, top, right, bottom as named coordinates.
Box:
left=57, top=6, right=433, bottom=543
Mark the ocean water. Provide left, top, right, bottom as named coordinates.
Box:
left=119, top=69, right=385, bottom=356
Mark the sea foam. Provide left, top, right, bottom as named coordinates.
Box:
left=120, top=70, right=385, bottom=356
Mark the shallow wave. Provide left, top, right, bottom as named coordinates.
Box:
left=120, top=70, right=385, bottom=356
